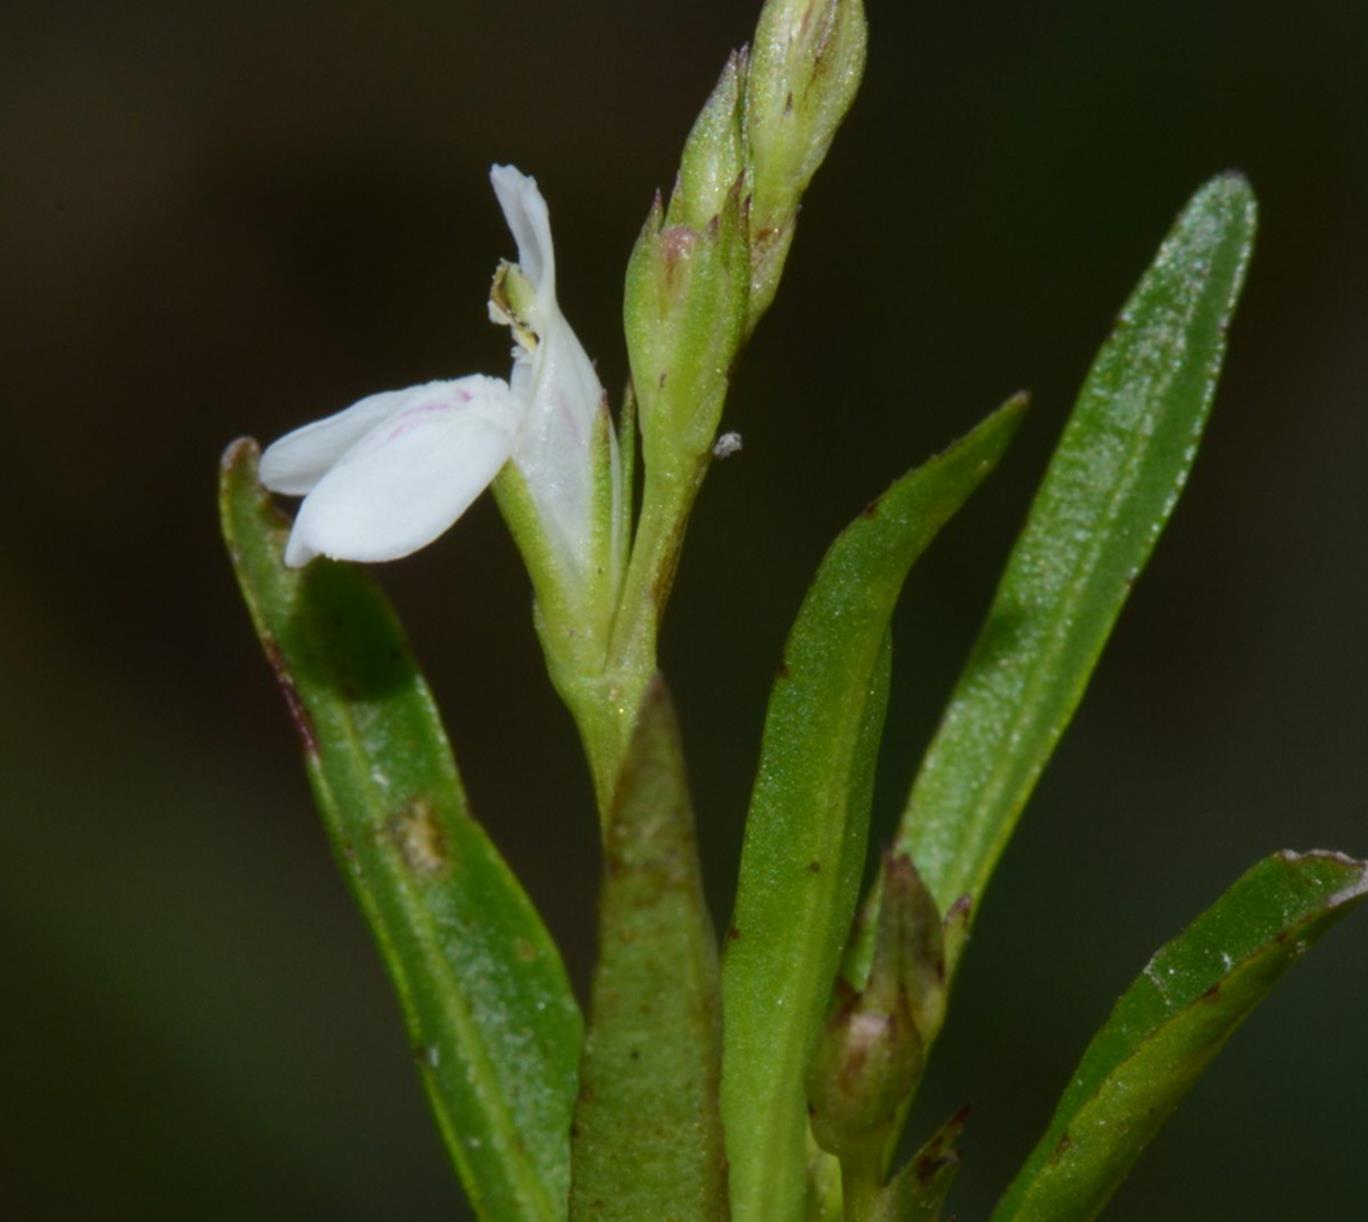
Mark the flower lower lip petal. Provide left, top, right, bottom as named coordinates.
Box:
left=284, top=379, right=518, bottom=566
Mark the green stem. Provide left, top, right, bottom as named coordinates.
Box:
left=555, top=666, right=640, bottom=821
left=560, top=456, right=708, bottom=822
left=609, top=459, right=706, bottom=673
left=840, top=1147, right=885, bottom=1222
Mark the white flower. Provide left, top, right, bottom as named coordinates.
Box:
left=260, top=165, right=613, bottom=572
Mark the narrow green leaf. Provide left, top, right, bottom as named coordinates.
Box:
left=993, top=850, right=1368, bottom=1222
left=220, top=440, right=581, bottom=1221
left=898, top=174, right=1258, bottom=923
left=569, top=679, right=728, bottom=1221
left=721, top=396, right=1027, bottom=1222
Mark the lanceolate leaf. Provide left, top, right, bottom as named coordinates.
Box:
left=220, top=440, right=581, bottom=1221
left=721, top=396, right=1027, bottom=1222
left=993, top=850, right=1368, bottom=1222
left=897, top=174, right=1258, bottom=925
left=569, top=679, right=728, bottom=1221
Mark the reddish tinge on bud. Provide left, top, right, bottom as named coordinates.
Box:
left=806, top=853, right=946, bottom=1160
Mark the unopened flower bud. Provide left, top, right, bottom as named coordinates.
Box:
left=806, top=980, right=923, bottom=1160
left=806, top=854, right=945, bottom=1159
left=624, top=179, right=748, bottom=478
left=746, top=0, right=867, bottom=325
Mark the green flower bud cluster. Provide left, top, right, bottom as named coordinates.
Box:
left=610, top=0, right=867, bottom=768
left=806, top=855, right=948, bottom=1166
left=625, top=0, right=865, bottom=484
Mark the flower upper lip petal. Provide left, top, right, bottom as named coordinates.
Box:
left=489, top=166, right=615, bottom=576
left=490, top=164, right=555, bottom=307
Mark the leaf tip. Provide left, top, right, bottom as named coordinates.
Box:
left=221, top=435, right=261, bottom=474
left=987, top=389, right=1031, bottom=448
left=1278, top=848, right=1368, bottom=907
left=1187, top=169, right=1259, bottom=241
left=1197, top=167, right=1254, bottom=202
left=995, top=389, right=1032, bottom=442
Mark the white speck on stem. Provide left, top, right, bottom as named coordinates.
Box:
left=713, top=431, right=743, bottom=459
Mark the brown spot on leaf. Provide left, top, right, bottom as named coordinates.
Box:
left=515, top=938, right=538, bottom=962
left=388, top=800, right=451, bottom=879
left=264, top=640, right=318, bottom=756
left=777, top=660, right=792, bottom=680
left=808, top=860, right=822, bottom=873
left=862, top=497, right=881, bottom=519
left=1201, top=983, right=1222, bottom=1002
left=726, top=925, right=742, bottom=941
left=1051, top=1131, right=1073, bottom=1163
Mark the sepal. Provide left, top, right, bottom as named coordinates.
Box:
left=670, top=48, right=749, bottom=231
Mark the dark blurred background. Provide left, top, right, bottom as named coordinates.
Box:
left=3, top=0, right=1365, bottom=1217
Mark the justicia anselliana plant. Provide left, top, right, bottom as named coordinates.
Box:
left=220, top=1, right=1366, bottom=1218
